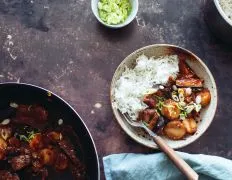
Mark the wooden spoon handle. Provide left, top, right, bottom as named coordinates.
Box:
left=153, top=136, right=199, bottom=180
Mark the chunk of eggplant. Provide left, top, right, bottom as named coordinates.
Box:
left=178, top=56, right=195, bottom=78
left=0, top=170, right=19, bottom=180
left=143, top=95, right=157, bottom=108
left=8, top=137, right=21, bottom=148
left=153, top=116, right=168, bottom=133
left=176, top=78, right=203, bottom=88
left=10, top=155, right=31, bottom=171
left=139, top=109, right=156, bottom=123
left=55, top=153, right=68, bottom=171
left=147, top=112, right=159, bottom=130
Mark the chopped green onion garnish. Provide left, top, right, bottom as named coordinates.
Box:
left=153, top=95, right=165, bottom=102
left=156, top=101, right=164, bottom=112
left=19, top=130, right=38, bottom=142
left=98, top=0, right=132, bottom=25
left=19, top=135, right=29, bottom=142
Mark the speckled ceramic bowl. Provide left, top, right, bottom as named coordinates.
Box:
left=204, top=0, right=232, bottom=44
left=91, top=0, right=138, bottom=29
left=110, top=44, right=217, bottom=149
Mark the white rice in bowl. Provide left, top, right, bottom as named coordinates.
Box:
left=219, top=0, right=232, bottom=21
left=113, top=55, right=179, bottom=120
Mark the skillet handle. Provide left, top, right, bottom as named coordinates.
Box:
left=153, top=136, right=199, bottom=180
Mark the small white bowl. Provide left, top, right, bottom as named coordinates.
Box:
left=91, top=0, right=138, bottom=29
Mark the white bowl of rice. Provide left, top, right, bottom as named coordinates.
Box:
left=218, top=0, right=232, bottom=23
left=204, top=0, right=232, bottom=43
left=110, top=44, right=217, bottom=149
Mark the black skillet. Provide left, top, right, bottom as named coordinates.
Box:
left=0, top=82, right=100, bottom=180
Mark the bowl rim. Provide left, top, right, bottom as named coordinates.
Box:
left=91, top=0, right=139, bottom=28
left=110, top=44, right=218, bottom=149
left=214, top=0, right=232, bottom=27
left=0, top=82, right=100, bottom=179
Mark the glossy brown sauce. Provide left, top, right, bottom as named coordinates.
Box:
left=0, top=104, right=86, bottom=180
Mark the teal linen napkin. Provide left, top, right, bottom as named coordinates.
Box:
left=103, top=152, right=232, bottom=180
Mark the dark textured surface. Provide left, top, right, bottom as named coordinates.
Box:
left=0, top=0, right=232, bottom=179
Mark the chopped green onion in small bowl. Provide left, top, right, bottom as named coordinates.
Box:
left=91, top=0, right=138, bottom=28
left=98, top=0, right=132, bottom=25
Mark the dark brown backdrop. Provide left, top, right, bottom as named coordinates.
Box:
left=0, top=0, right=232, bottom=179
